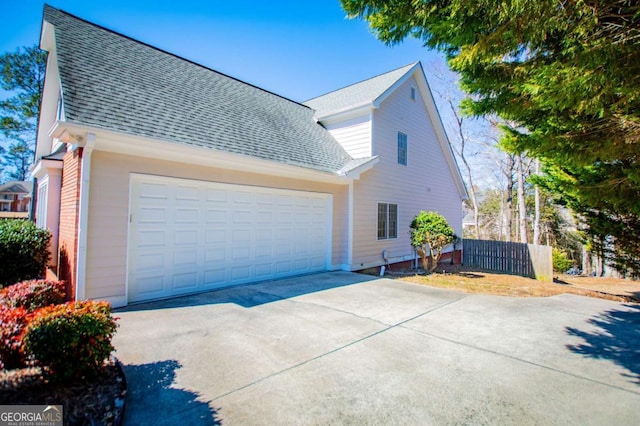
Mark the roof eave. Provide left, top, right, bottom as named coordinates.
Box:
left=372, top=62, right=420, bottom=108
left=49, top=121, right=354, bottom=185
left=337, top=156, right=379, bottom=180
left=314, top=102, right=374, bottom=123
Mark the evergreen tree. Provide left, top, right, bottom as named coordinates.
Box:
left=341, top=0, right=640, bottom=274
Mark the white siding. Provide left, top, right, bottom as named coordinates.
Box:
left=325, top=114, right=371, bottom=159
left=85, top=149, right=349, bottom=306
left=352, top=75, right=463, bottom=268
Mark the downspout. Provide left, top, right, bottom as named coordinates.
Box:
left=29, top=177, right=38, bottom=222
left=347, top=180, right=354, bottom=271
left=75, top=133, right=96, bottom=301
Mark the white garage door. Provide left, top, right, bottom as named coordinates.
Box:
left=127, top=174, right=332, bottom=303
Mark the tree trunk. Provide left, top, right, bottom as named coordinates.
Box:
left=505, top=154, right=514, bottom=242
left=517, top=154, right=528, bottom=244
left=533, top=159, right=541, bottom=245
left=447, top=99, right=479, bottom=238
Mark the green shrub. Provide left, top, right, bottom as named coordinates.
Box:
left=0, top=307, right=31, bottom=370
left=410, top=211, right=456, bottom=273
left=22, top=301, right=118, bottom=382
left=0, top=220, right=51, bottom=286
left=553, top=248, right=574, bottom=272
left=0, top=280, right=65, bottom=311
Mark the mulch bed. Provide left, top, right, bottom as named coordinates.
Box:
left=0, top=358, right=126, bottom=426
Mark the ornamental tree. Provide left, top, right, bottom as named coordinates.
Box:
left=410, top=211, right=456, bottom=273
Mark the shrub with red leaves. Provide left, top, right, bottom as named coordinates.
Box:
left=0, top=307, right=31, bottom=370
left=22, top=301, right=118, bottom=382
left=0, top=280, right=65, bottom=312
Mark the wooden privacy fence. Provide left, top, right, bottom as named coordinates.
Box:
left=462, top=239, right=553, bottom=281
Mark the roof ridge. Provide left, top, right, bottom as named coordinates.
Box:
left=304, top=62, right=418, bottom=103
left=42, top=4, right=311, bottom=110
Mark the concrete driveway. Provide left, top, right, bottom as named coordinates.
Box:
left=113, top=271, right=640, bottom=425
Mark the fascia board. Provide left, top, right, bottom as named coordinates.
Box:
left=49, top=122, right=353, bottom=185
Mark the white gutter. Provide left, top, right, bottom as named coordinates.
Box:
left=75, top=133, right=96, bottom=301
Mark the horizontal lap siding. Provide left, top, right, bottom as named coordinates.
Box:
left=352, top=75, right=463, bottom=268
left=85, top=149, right=348, bottom=301
left=325, top=115, right=371, bottom=159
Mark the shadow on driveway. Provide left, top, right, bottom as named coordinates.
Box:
left=566, top=303, right=640, bottom=386
left=117, top=271, right=378, bottom=312
left=123, top=360, right=221, bottom=425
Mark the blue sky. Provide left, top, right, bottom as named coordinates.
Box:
left=2, top=0, right=500, bottom=188
left=3, top=0, right=444, bottom=101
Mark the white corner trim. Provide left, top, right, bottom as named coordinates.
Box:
left=75, top=133, right=96, bottom=301
left=347, top=181, right=354, bottom=267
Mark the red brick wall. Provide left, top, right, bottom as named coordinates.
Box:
left=357, top=249, right=463, bottom=275
left=57, top=148, right=83, bottom=300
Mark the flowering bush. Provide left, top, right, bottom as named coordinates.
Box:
left=0, top=280, right=65, bottom=311
left=22, top=301, right=118, bottom=382
left=0, top=307, right=30, bottom=370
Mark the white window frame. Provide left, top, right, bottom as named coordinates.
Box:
left=410, top=86, right=416, bottom=101
left=377, top=202, right=398, bottom=240
left=397, top=132, right=408, bottom=166
left=36, top=181, right=48, bottom=228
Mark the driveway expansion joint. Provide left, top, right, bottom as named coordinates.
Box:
left=209, top=294, right=469, bottom=402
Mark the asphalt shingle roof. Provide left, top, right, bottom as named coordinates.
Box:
left=303, top=63, right=417, bottom=118
left=0, top=181, right=32, bottom=194
left=43, top=5, right=353, bottom=173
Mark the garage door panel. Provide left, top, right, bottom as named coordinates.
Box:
left=255, top=244, right=272, bottom=257
left=231, top=265, right=251, bottom=281
left=136, top=252, right=165, bottom=271
left=172, top=272, right=198, bottom=290
left=175, top=230, right=199, bottom=245
left=232, top=246, right=251, bottom=260
left=231, top=229, right=250, bottom=243
left=175, top=185, right=199, bottom=201
left=138, top=182, right=168, bottom=199
left=206, top=209, right=227, bottom=223
left=203, top=268, right=225, bottom=285
left=205, top=248, right=226, bottom=263
left=275, top=261, right=291, bottom=274
left=310, top=256, right=325, bottom=269
left=205, top=231, right=225, bottom=245
left=133, top=275, right=166, bottom=297
left=232, top=210, right=252, bottom=223
left=255, top=229, right=272, bottom=242
left=128, top=175, right=331, bottom=303
left=173, top=249, right=199, bottom=267
left=138, top=230, right=166, bottom=247
left=175, top=208, right=199, bottom=223
left=139, top=206, right=166, bottom=223
left=256, top=211, right=273, bottom=223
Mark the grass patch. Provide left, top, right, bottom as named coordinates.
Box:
left=394, top=265, right=640, bottom=303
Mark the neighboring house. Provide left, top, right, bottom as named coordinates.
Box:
left=33, top=5, right=467, bottom=307
left=0, top=181, right=32, bottom=218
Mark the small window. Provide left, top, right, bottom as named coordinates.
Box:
left=410, top=87, right=416, bottom=101
left=378, top=203, right=398, bottom=240
left=397, top=132, right=408, bottom=166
